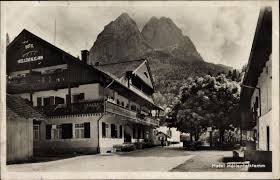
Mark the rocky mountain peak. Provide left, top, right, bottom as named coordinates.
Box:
left=89, top=13, right=152, bottom=65
left=142, top=16, right=202, bottom=61
left=114, top=13, right=137, bottom=27
left=142, top=16, right=183, bottom=49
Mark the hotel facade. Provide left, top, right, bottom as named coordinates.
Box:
left=7, top=29, right=162, bottom=154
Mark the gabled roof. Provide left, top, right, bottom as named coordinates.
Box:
left=95, top=59, right=155, bottom=89
left=242, top=7, right=272, bottom=88
left=7, top=29, right=79, bottom=62
left=6, top=94, right=45, bottom=120
left=95, top=59, right=145, bottom=79
left=240, top=7, right=272, bottom=108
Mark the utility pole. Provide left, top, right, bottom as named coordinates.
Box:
left=54, top=18, right=56, bottom=45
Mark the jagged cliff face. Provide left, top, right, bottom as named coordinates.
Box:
left=89, top=13, right=203, bottom=65
left=142, top=17, right=202, bottom=61
left=89, top=13, right=152, bottom=65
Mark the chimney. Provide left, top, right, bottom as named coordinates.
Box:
left=81, top=50, right=89, bottom=64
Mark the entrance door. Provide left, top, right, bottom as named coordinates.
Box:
left=266, top=126, right=270, bottom=151
left=124, top=126, right=131, bottom=143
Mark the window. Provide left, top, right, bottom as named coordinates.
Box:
left=121, top=102, right=124, bottom=107
left=46, top=125, right=52, bottom=140
left=33, top=124, right=40, bottom=140
left=73, top=123, right=90, bottom=139
left=55, top=97, right=64, bottom=105
left=61, top=123, right=73, bottom=139
left=117, top=99, right=120, bottom=105
left=46, top=124, right=73, bottom=140
left=37, top=97, right=42, bottom=107
left=44, top=96, right=55, bottom=106
left=144, top=72, right=148, bottom=78
left=111, top=124, right=117, bottom=138
left=133, top=127, right=136, bottom=139
left=73, top=93, right=85, bottom=103
left=52, top=125, right=62, bottom=139
left=102, top=122, right=107, bottom=138
left=119, top=125, right=123, bottom=138
left=75, top=124, right=85, bottom=139
left=266, top=126, right=270, bottom=151
left=44, top=97, right=52, bottom=106
left=137, top=127, right=141, bottom=139
left=131, top=105, right=137, bottom=111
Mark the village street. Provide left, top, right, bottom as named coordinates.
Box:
left=7, top=145, right=246, bottom=172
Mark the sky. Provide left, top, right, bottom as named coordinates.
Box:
left=4, top=2, right=262, bottom=69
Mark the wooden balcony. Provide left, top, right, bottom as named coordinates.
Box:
left=129, top=85, right=154, bottom=104
left=105, top=101, right=159, bottom=126
left=38, top=100, right=104, bottom=116
left=7, top=73, right=69, bottom=93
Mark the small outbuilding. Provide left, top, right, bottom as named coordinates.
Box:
left=6, top=94, right=45, bottom=164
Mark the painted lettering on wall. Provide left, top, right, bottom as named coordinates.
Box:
left=17, top=56, right=44, bottom=64
left=17, top=40, right=44, bottom=64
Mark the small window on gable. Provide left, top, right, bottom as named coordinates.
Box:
left=144, top=72, right=148, bottom=78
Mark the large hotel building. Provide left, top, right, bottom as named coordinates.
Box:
left=6, top=29, right=162, bottom=155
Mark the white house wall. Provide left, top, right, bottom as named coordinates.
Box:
left=35, top=114, right=101, bottom=154
left=250, top=54, right=272, bottom=151
left=99, top=114, right=126, bottom=153
left=17, top=83, right=102, bottom=106
left=258, top=110, right=272, bottom=151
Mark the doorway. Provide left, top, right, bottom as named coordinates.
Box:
left=124, top=126, right=132, bottom=143
left=266, top=126, right=270, bottom=151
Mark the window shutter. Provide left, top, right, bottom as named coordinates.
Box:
left=102, top=122, right=106, bottom=137
left=111, top=124, right=115, bottom=138
left=46, top=124, right=52, bottom=139
left=50, top=96, right=55, bottom=105
left=66, top=94, right=70, bottom=104
left=62, top=123, right=73, bottom=139
left=119, top=125, right=123, bottom=138
left=80, top=93, right=85, bottom=101
left=84, top=122, right=90, bottom=138
left=133, top=127, right=136, bottom=139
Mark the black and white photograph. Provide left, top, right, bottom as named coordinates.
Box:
left=0, top=1, right=279, bottom=179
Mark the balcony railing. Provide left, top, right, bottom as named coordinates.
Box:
left=38, top=100, right=104, bottom=116
left=7, top=72, right=68, bottom=93
left=105, top=101, right=159, bottom=126
left=129, top=85, right=154, bottom=104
